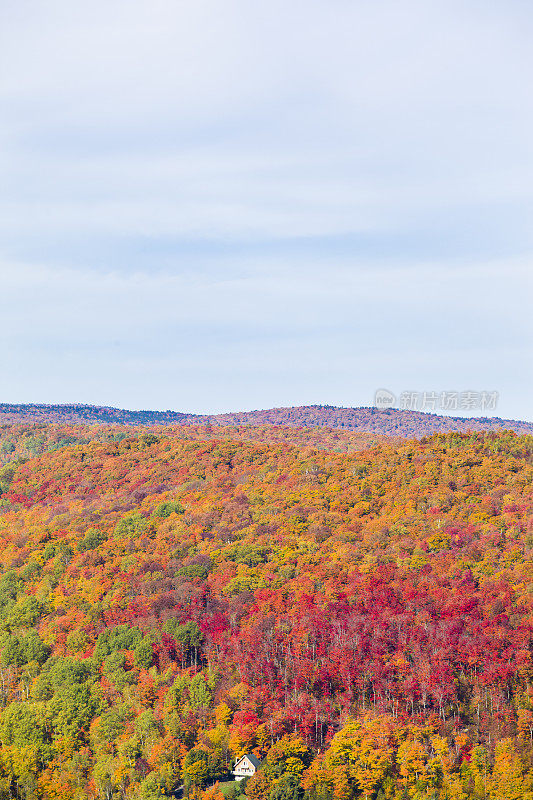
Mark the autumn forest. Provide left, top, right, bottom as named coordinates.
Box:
left=0, top=421, right=532, bottom=800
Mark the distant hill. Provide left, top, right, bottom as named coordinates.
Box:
left=1, top=402, right=532, bottom=437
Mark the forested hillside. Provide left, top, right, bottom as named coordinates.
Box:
left=0, top=423, right=532, bottom=800
left=1, top=404, right=532, bottom=438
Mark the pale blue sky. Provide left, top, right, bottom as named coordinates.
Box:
left=1, top=0, right=532, bottom=418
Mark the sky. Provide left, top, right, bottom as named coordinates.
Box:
left=1, top=0, right=532, bottom=419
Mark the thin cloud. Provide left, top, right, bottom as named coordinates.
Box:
left=0, top=1, right=532, bottom=416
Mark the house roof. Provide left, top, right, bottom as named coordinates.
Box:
left=235, top=753, right=261, bottom=769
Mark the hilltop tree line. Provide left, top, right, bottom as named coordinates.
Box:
left=1, top=404, right=532, bottom=438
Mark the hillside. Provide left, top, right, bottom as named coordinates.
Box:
left=0, top=423, right=391, bottom=468
left=0, top=423, right=532, bottom=799
left=1, top=402, right=532, bottom=437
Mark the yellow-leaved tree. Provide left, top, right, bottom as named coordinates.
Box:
left=489, top=738, right=533, bottom=800
left=321, top=715, right=395, bottom=800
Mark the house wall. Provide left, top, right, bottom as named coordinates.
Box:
left=233, top=758, right=256, bottom=780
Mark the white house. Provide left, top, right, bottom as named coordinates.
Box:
left=233, top=754, right=261, bottom=781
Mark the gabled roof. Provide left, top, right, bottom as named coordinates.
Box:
left=234, top=753, right=262, bottom=769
